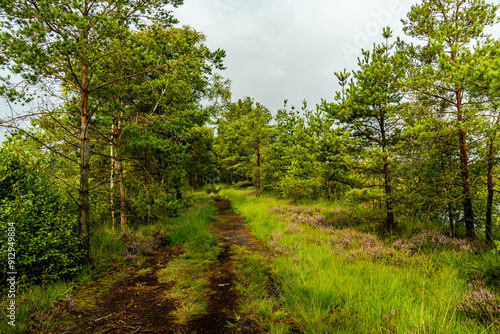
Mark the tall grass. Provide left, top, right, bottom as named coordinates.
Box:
left=0, top=193, right=215, bottom=333
left=231, top=245, right=292, bottom=333
left=157, top=196, right=220, bottom=324
left=0, top=282, right=73, bottom=333
left=221, top=188, right=499, bottom=334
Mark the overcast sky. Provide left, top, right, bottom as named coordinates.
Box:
left=172, top=0, right=417, bottom=113
left=2, top=0, right=500, bottom=142
left=171, top=0, right=500, bottom=113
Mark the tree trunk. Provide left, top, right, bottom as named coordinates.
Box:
left=78, top=17, right=92, bottom=260
left=116, top=156, right=127, bottom=231
left=79, top=44, right=91, bottom=259
left=110, top=116, right=116, bottom=232
left=456, top=91, right=475, bottom=238
left=381, top=118, right=394, bottom=232
left=383, top=155, right=394, bottom=231
left=440, top=153, right=454, bottom=236
left=485, top=111, right=500, bottom=244
left=447, top=203, right=455, bottom=237
left=79, top=91, right=91, bottom=260
left=110, top=112, right=127, bottom=231
left=458, top=129, right=474, bottom=238
left=256, top=138, right=261, bottom=197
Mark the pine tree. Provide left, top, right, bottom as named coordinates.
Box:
left=402, top=0, right=499, bottom=238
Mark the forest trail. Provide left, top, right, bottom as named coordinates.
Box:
left=185, top=196, right=271, bottom=334
left=63, top=197, right=271, bottom=334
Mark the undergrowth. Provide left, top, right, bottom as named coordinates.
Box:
left=231, top=245, right=294, bottom=333
left=0, top=193, right=215, bottom=333
left=221, top=188, right=500, bottom=334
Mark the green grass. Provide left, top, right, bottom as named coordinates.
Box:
left=221, top=188, right=500, bottom=334
left=88, top=226, right=127, bottom=276
left=155, top=196, right=216, bottom=246
left=231, top=245, right=293, bottom=333
left=0, top=281, right=73, bottom=333
left=157, top=196, right=221, bottom=324
left=0, top=193, right=216, bottom=333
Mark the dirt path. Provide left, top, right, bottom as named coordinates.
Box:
left=184, top=197, right=270, bottom=334
left=63, top=197, right=271, bottom=334
left=64, top=245, right=184, bottom=334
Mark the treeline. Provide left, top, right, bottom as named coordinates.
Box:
left=215, top=1, right=500, bottom=242
left=0, top=0, right=227, bottom=284
left=0, top=0, right=499, bottom=285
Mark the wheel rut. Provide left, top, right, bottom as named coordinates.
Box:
left=61, top=196, right=271, bottom=334
left=63, top=245, right=184, bottom=334
left=184, top=196, right=271, bottom=334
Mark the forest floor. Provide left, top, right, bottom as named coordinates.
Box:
left=61, top=197, right=271, bottom=334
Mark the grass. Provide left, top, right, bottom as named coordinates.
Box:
left=0, top=192, right=216, bottom=333
left=221, top=188, right=500, bottom=334
left=157, top=196, right=221, bottom=324
left=157, top=242, right=220, bottom=324
left=231, top=245, right=293, bottom=333
left=0, top=281, right=74, bottom=333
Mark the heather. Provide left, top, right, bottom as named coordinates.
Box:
left=222, top=188, right=500, bottom=333
left=118, top=229, right=170, bottom=262
left=458, top=277, right=500, bottom=323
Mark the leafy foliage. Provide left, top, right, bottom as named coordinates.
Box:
left=216, top=97, right=272, bottom=195
left=0, top=147, right=84, bottom=286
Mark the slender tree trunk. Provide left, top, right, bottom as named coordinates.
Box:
left=110, top=112, right=127, bottom=231
left=78, top=12, right=92, bottom=260
left=440, top=153, right=454, bottom=236
left=456, top=94, right=475, bottom=238
left=79, top=34, right=91, bottom=259
left=485, top=111, right=500, bottom=244
left=256, top=138, right=261, bottom=197
left=458, top=130, right=474, bottom=238
left=116, top=156, right=127, bottom=231
left=447, top=203, right=455, bottom=237
left=79, top=91, right=91, bottom=260
left=381, top=118, right=394, bottom=232
left=383, top=154, right=394, bottom=231
left=110, top=116, right=116, bottom=232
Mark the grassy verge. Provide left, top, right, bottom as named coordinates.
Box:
left=221, top=188, right=500, bottom=334
left=0, top=193, right=215, bottom=333
left=231, top=245, right=293, bottom=334
left=157, top=200, right=221, bottom=325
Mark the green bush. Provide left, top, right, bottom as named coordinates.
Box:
left=0, top=149, right=84, bottom=287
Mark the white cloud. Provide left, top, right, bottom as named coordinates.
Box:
left=173, top=0, right=421, bottom=113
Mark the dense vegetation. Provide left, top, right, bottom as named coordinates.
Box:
left=0, top=0, right=499, bottom=332
left=222, top=188, right=500, bottom=333
left=216, top=1, right=500, bottom=241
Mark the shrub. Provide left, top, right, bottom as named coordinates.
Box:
left=458, top=277, right=500, bottom=323
left=119, top=229, right=169, bottom=262
left=393, top=231, right=484, bottom=254
left=0, top=149, right=84, bottom=287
